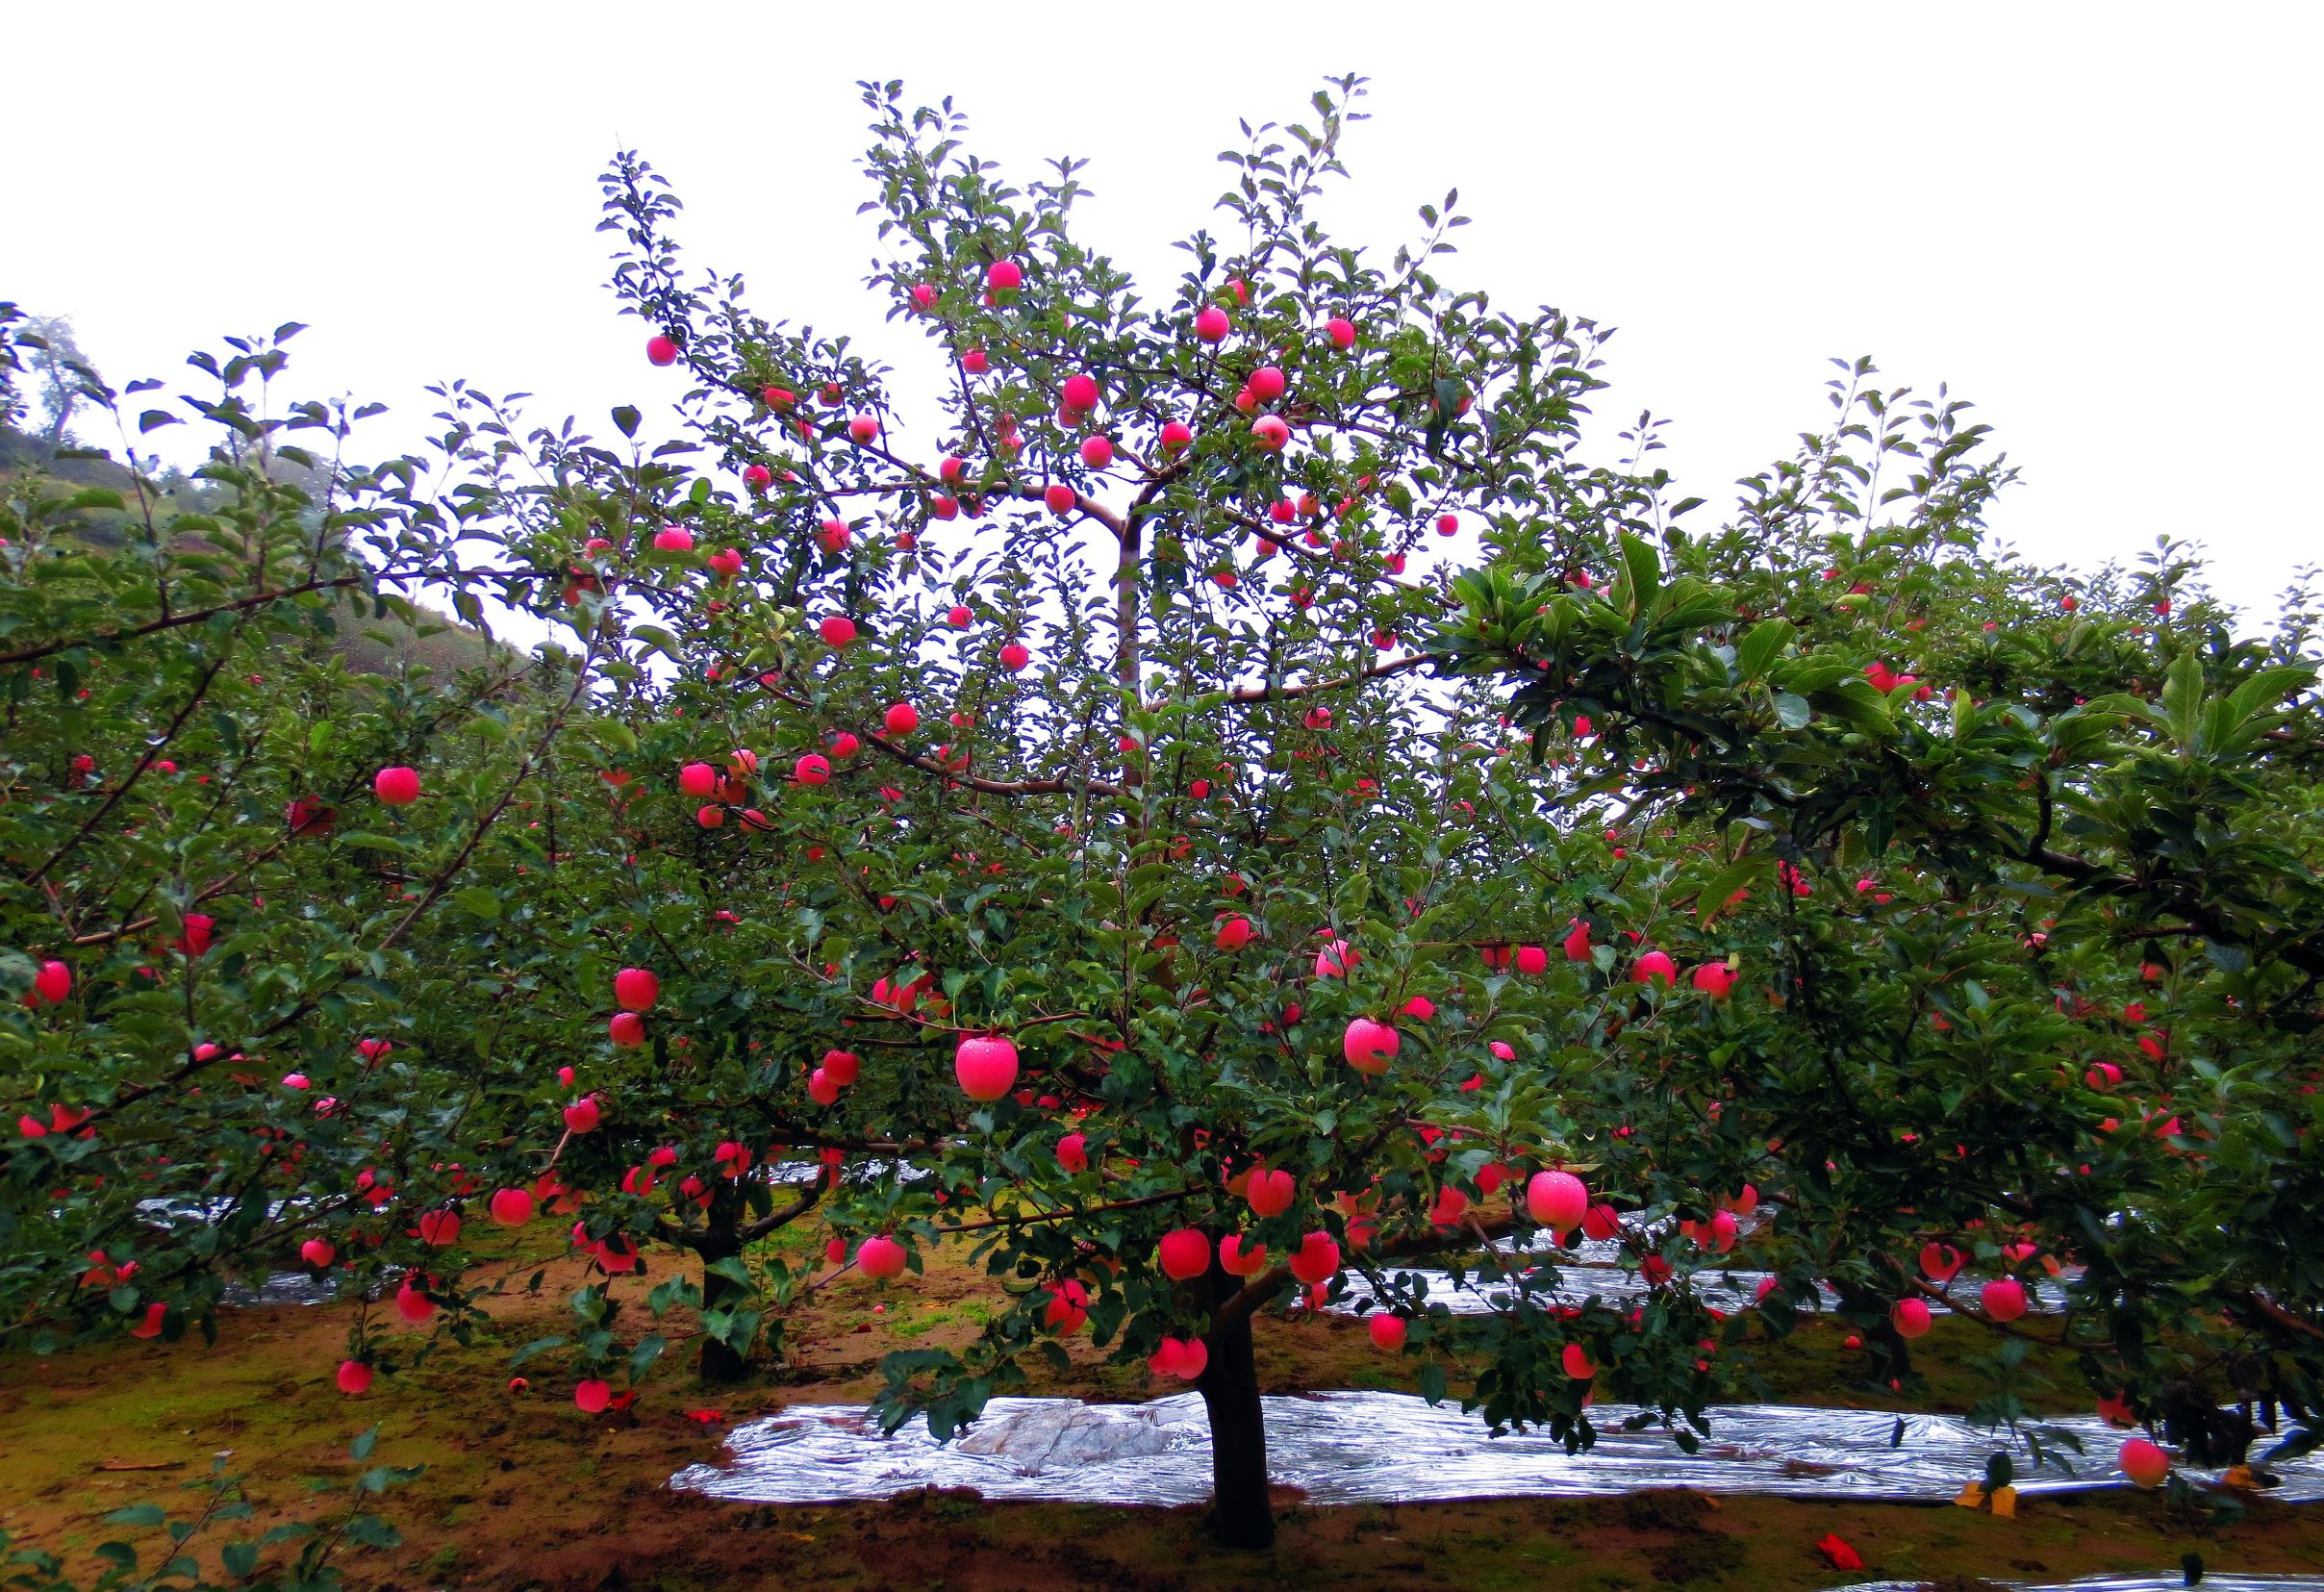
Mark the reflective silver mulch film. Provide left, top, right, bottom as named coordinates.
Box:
left=1834, top=1580, right=2323, bottom=1592
left=670, top=1391, right=2324, bottom=1507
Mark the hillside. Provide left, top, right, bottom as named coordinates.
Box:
left=0, top=424, right=516, bottom=678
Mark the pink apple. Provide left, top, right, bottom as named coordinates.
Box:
left=1044, top=482, right=1076, bottom=515
left=961, top=348, right=990, bottom=374
left=743, top=464, right=771, bottom=492
left=947, top=605, right=973, bottom=628
left=490, top=1187, right=536, bottom=1226
left=1249, top=366, right=1286, bottom=402
left=986, top=260, right=1023, bottom=292
left=796, top=753, right=831, bottom=785
left=563, top=1096, right=602, bottom=1133
left=1514, top=945, right=1547, bottom=976
left=1891, top=1298, right=1932, bottom=1338
left=1981, top=1277, right=2028, bottom=1322
left=394, top=1280, right=435, bottom=1324
left=1402, top=995, right=1437, bottom=1021
left=1061, top=372, right=1099, bottom=413
left=2119, top=1437, right=2169, bottom=1488
left=761, top=386, right=795, bottom=411
left=848, top=414, right=879, bottom=444
left=1527, top=1170, right=1589, bottom=1232
left=821, top=1048, right=860, bottom=1085
left=574, top=1378, right=613, bottom=1413
left=846, top=1234, right=903, bottom=1279
left=1057, top=1131, right=1090, bottom=1174
left=32, top=959, right=70, bottom=1004
left=1326, top=316, right=1356, bottom=350
left=1436, top=513, right=1458, bottom=538
left=1919, top=1242, right=1963, bottom=1283
left=709, top=547, right=744, bottom=578
left=1159, top=419, right=1194, bottom=451
left=417, top=1209, right=462, bottom=1248
left=998, top=643, right=1030, bottom=672
left=1368, top=1314, right=1406, bottom=1352
left=1288, top=1230, right=1340, bottom=1285
left=1194, top=306, right=1230, bottom=341
left=1632, top=950, right=1678, bottom=988
left=608, top=1012, right=645, bottom=1049
left=614, top=968, right=660, bottom=1012
left=337, top=1359, right=374, bottom=1395
left=954, top=1034, right=1020, bottom=1100
left=1214, top=916, right=1253, bottom=951
left=653, top=525, right=695, bottom=552
left=884, top=702, right=919, bottom=737
left=678, top=762, right=719, bottom=796
left=301, top=1238, right=337, bottom=1268
left=1247, top=1168, right=1295, bottom=1218
left=829, top=732, right=860, bottom=759
left=1690, top=963, right=1735, bottom=999
left=645, top=334, right=679, bottom=366
left=1221, top=1235, right=1268, bottom=1276
left=1079, top=435, right=1114, bottom=468
left=1158, top=1227, right=1211, bottom=1280
left=808, top=1068, right=841, bottom=1105
left=1342, top=1018, right=1400, bottom=1074
left=373, top=766, right=420, bottom=806
left=1250, top=414, right=1289, bottom=450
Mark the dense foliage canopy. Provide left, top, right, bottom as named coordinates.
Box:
left=7, top=79, right=2322, bottom=1549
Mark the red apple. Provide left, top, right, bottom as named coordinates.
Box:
left=613, top=968, right=660, bottom=1012
left=1158, top=1227, right=1211, bottom=1280
left=1368, top=1314, right=1406, bottom=1352
left=1342, top=1018, right=1400, bottom=1074
left=954, top=1034, right=1019, bottom=1100
left=490, top=1187, right=536, bottom=1226
left=884, top=702, right=919, bottom=737
left=645, top=335, right=679, bottom=366
left=858, top=1234, right=908, bottom=1278
left=373, top=766, right=420, bottom=806
left=1527, top=1170, right=1588, bottom=1232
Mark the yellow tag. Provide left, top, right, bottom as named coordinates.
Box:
left=2222, top=1466, right=2258, bottom=1490
left=1990, top=1485, right=2018, bottom=1518
left=1954, top=1482, right=1987, bottom=1509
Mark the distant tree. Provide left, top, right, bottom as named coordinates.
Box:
left=21, top=314, right=98, bottom=447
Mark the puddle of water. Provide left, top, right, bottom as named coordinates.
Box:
left=670, top=1391, right=2324, bottom=1507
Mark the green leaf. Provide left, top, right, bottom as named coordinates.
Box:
left=348, top=1424, right=380, bottom=1462
left=104, top=1504, right=166, bottom=1528
left=612, top=405, right=642, bottom=439
left=451, top=886, right=503, bottom=920
left=1773, top=692, right=1812, bottom=730
left=1734, top=619, right=1794, bottom=682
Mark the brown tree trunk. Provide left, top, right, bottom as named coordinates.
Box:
left=695, top=1211, right=749, bottom=1384
left=1197, top=1267, right=1275, bottom=1549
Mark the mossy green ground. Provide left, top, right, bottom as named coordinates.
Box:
left=4, top=1226, right=2316, bottom=1590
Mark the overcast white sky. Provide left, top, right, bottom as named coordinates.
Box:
left=11, top=2, right=2318, bottom=625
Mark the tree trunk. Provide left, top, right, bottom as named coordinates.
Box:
left=695, top=1213, right=749, bottom=1385
left=1197, top=1269, right=1275, bottom=1549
